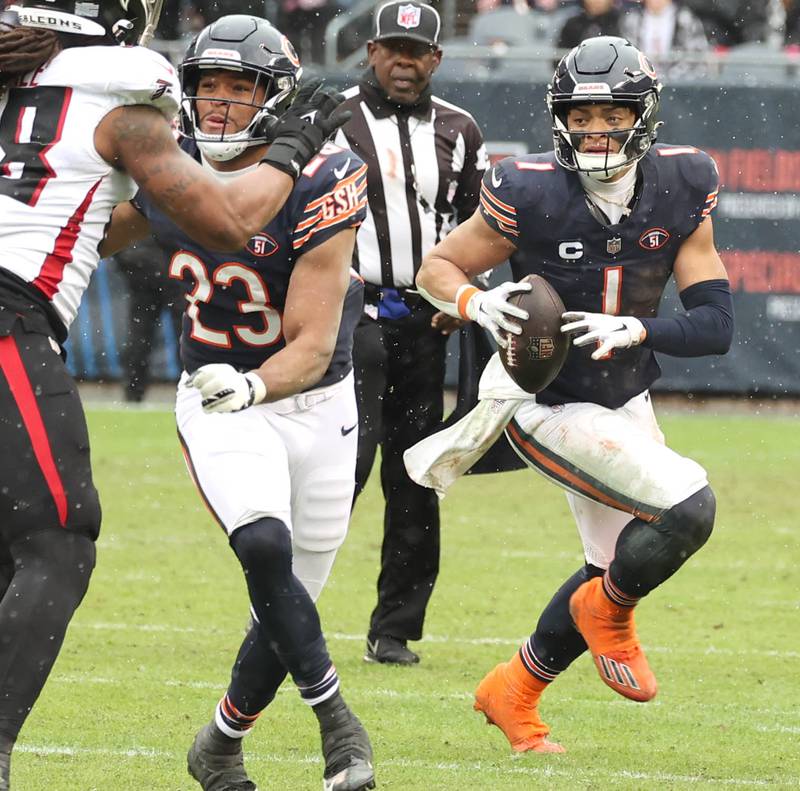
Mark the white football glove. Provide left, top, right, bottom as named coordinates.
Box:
left=463, top=280, right=532, bottom=348
left=186, top=364, right=267, bottom=413
left=561, top=311, right=646, bottom=361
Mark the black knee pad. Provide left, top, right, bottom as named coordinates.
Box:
left=230, top=518, right=293, bottom=585
left=611, top=485, right=716, bottom=596
left=663, top=485, right=716, bottom=558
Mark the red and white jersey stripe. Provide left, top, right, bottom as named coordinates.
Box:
left=0, top=45, right=179, bottom=333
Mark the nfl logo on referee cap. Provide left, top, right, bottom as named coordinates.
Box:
left=373, top=0, right=441, bottom=46
left=397, top=4, right=421, bottom=28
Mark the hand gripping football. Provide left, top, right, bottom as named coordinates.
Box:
left=499, top=274, right=569, bottom=393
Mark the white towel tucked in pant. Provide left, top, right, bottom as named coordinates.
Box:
left=403, top=353, right=531, bottom=497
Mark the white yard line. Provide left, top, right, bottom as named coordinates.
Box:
left=69, top=622, right=800, bottom=659
left=14, top=743, right=780, bottom=786
left=48, top=673, right=799, bottom=725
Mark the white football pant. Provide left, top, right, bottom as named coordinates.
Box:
left=508, top=390, right=708, bottom=569
left=176, top=371, right=358, bottom=601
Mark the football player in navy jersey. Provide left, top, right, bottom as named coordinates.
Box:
left=102, top=15, right=374, bottom=791
left=0, top=2, right=347, bottom=788
left=412, top=37, right=733, bottom=752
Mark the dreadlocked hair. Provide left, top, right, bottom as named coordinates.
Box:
left=0, top=23, right=59, bottom=87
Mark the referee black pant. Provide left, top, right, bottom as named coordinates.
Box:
left=353, top=303, right=446, bottom=642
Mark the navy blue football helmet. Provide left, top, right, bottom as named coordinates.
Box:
left=179, top=15, right=302, bottom=162
left=547, top=36, right=662, bottom=178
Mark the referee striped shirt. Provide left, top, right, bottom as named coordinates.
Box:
left=334, top=78, right=488, bottom=289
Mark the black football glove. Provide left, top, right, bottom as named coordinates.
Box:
left=260, top=77, right=351, bottom=181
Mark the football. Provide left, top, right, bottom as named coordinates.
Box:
left=499, top=274, right=569, bottom=393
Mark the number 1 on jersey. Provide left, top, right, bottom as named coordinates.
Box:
left=598, top=265, right=623, bottom=360
left=602, top=265, right=623, bottom=315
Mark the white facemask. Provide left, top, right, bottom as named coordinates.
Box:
left=573, top=151, right=631, bottom=181
left=186, top=76, right=296, bottom=163
left=192, top=103, right=275, bottom=162
left=554, top=114, right=642, bottom=181
left=195, top=130, right=254, bottom=162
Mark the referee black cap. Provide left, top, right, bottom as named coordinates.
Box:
left=372, top=1, right=442, bottom=47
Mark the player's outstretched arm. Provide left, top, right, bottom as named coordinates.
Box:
left=417, top=212, right=516, bottom=300
left=96, top=104, right=294, bottom=251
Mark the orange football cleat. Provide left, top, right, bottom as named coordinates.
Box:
left=473, top=653, right=565, bottom=753
left=569, top=576, right=657, bottom=702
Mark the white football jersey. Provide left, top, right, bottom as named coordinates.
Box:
left=0, top=45, right=180, bottom=332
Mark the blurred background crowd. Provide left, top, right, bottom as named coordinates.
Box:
left=3, top=0, right=796, bottom=401
left=142, top=0, right=799, bottom=70
left=2, top=0, right=795, bottom=105
left=1, top=0, right=796, bottom=79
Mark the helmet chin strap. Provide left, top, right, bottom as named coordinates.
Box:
left=196, top=134, right=252, bottom=162
left=574, top=151, right=631, bottom=181
left=194, top=107, right=273, bottom=162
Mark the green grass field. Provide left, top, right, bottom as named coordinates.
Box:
left=11, top=402, right=800, bottom=790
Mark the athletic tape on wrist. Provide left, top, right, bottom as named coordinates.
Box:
left=456, top=285, right=481, bottom=321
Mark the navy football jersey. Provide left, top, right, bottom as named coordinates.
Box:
left=480, top=144, right=719, bottom=408
left=136, top=141, right=367, bottom=389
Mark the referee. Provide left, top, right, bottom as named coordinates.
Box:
left=335, top=0, right=488, bottom=665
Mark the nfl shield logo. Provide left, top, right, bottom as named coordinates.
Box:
left=528, top=337, right=555, bottom=361
left=607, top=237, right=622, bottom=255
left=397, top=4, right=421, bottom=28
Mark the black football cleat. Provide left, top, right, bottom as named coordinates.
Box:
left=316, top=693, right=376, bottom=791
left=364, top=635, right=420, bottom=666
left=187, top=721, right=257, bottom=791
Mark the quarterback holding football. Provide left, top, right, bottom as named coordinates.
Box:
left=412, top=36, right=733, bottom=752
